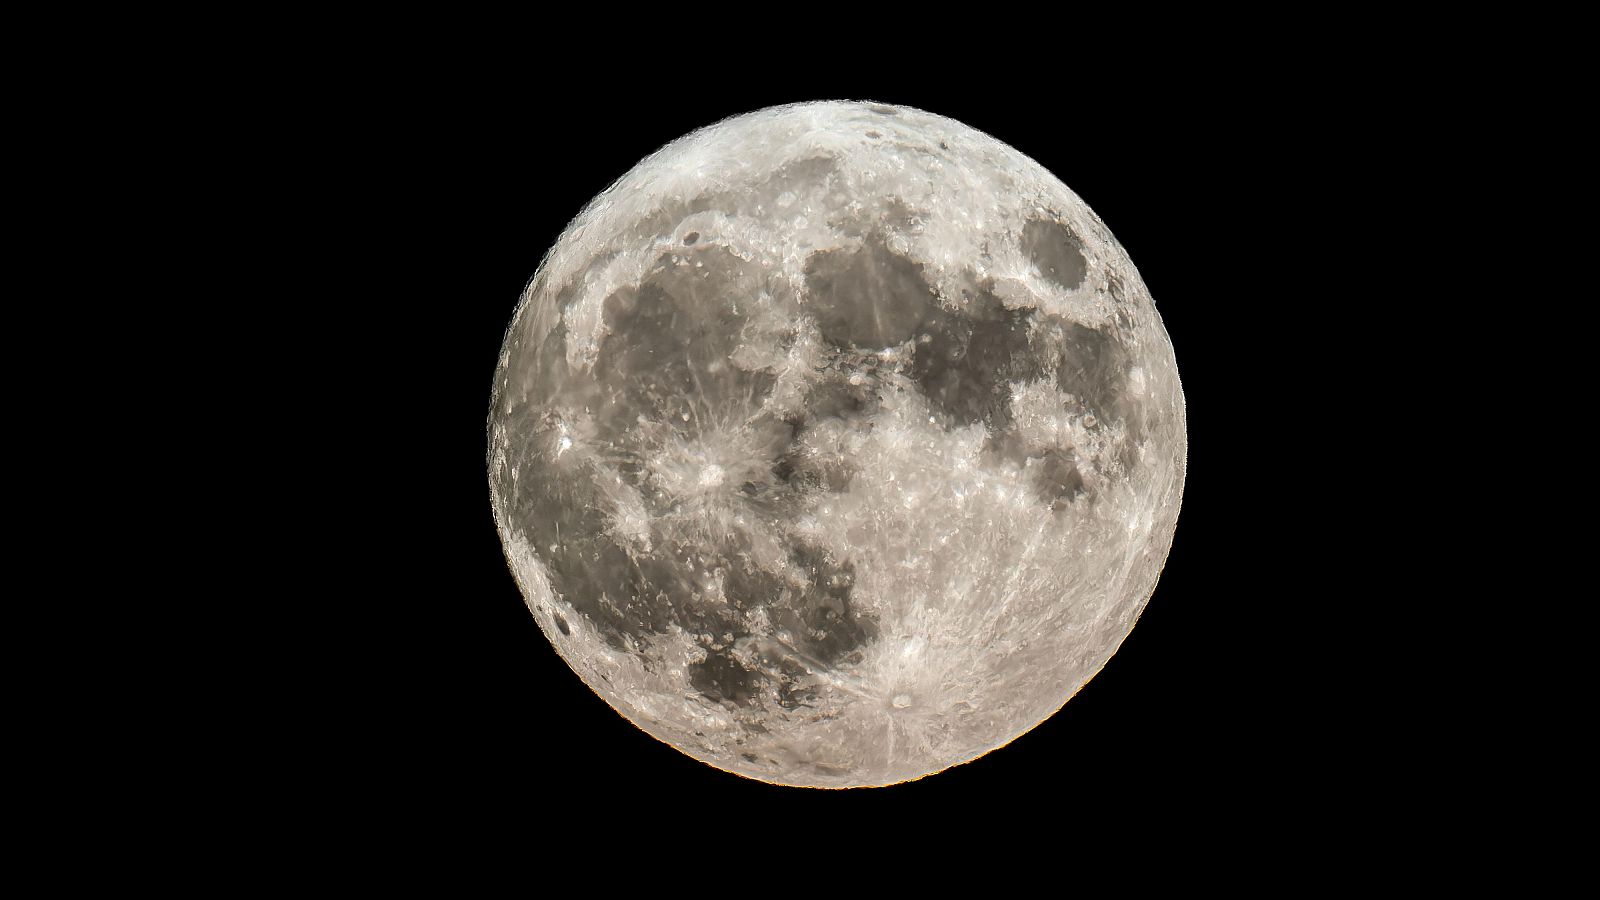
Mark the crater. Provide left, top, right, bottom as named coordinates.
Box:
left=1021, top=219, right=1087, bottom=290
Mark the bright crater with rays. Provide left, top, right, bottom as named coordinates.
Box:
left=489, top=101, right=1186, bottom=787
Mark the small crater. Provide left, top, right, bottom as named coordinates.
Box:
left=865, top=130, right=881, bottom=139
left=552, top=611, right=571, bottom=636
left=682, top=231, right=699, bottom=245
left=868, top=105, right=898, bottom=116
left=1021, top=218, right=1087, bottom=290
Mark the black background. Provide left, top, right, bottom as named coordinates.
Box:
left=335, top=72, right=1356, bottom=839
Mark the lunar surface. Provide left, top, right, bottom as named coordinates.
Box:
left=488, top=101, right=1185, bottom=787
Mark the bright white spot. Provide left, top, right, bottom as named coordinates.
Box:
left=892, top=694, right=912, bottom=709
left=699, top=464, right=726, bottom=488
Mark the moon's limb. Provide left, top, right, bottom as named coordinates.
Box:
left=488, top=101, right=1186, bottom=787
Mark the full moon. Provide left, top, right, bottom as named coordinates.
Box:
left=488, top=101, right=1186, bottom=787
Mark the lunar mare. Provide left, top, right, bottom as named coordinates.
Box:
left=488, top=101, right=1185, bottom=787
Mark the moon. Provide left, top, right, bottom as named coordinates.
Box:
left=488, top=100, right=1186, bottom=788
